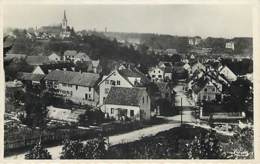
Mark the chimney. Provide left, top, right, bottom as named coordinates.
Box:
left=63, top=68, right=67, bottom=71
left=71, top=67, right=75, bottom=71
left=48, top=69, right=52, bottom=73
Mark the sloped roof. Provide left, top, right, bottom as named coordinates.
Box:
left=17, top=72, right=45, bottom=82
left=25, top=56, right=50, bottom=65
left=44, top=70, right=100, bottom=87
left=76, top=52, right=89, bottom=59
left=64, top=50, right=77, bottom=56
left=105, top=87, right=146, bottom=106
left=4, top=54, right=26, bottom=60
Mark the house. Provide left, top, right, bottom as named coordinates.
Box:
left=17, top=72, right=45, bottom=85
left=44, top=70, right=100, bottom=106
left=199, top=102, right=245, bottom=120
left=25, top=56, right=50, bottom=66
left=218, top=65, right=237, bottom=82
left=188, top=37, right=201, bottom=46
left=165, top=49, right=178, bottom=56
left=158, top=61, right=173, bottom=68
left=98, top=67, right=149, bottom=105
left=47, top=106, right=86, bottom=123
left=32, top=66, right=45, bottom=75
left=191, top=76, right=223, bottom=104
left=191, top=61, right=206, bottom=74
left=63, top=50, right=91, bottom=63
left=164, top=67, right=173, bottom=81
left=103, top=87, right=151, bottom=121
left=4, top=54, right=26, bottom=61
left=183, top=63, right=191, bottom=73
left=225, top=41, right=235, bottom=50
left=172, top=66, right=188, bottom=80
left=75, top=52, right=91, bottom=63
left=48, top=52, right=61, bottom=62
left=91, top=60, right=102, bottom=74
left=148, top=66, right=165, bottom=82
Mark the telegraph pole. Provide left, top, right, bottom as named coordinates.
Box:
left=181, top=97, right=183, bottom=124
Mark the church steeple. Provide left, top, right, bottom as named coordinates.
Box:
left=62, top=10, right=68, bottom=31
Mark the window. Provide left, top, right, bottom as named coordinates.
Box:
left=130, top=110, right=134, bottom=117
left=212, top=88, right=215, bottom=92
left=158, top=75, right=162, bottom=78
left=154, top=71, right=155, bottom=73
left=204, top=88, right=207, bottom=92
left=110, top=80, right=115, bottom=85
left=117, top=80, right=120, bottom=85
left=105, top=88, right=110, bottom=94
left=76, top=85, right=78, bottom=90
left=85, top=94, right=88, bottom=100
left=159, top=71, right=160, bottom=73
left=152, top=75, right=155, bottom=78
left=89, top=87, right=91, bottom=92
left=142, top=97, right=145, bottom=104
left=103, top=97, right=106, bottom=102
left=111, top=108, right=114, bottom=114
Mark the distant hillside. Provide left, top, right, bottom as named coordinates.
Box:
left=102, top=32, right=253, bottom=55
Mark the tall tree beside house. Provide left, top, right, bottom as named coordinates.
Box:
left=19, top=93, right=49, bottom=129
left=25, top=141, right=52, bottom=159
left=184, top=130, right=226, bottom=159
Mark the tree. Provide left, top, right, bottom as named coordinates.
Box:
left=184, top=130, right=226, bottom=159
left=227, top=127, right=254, bottom=159
left=19, top=93, right=49, bottom=129
left=25, top=141, right=52, bottom=159
left=60, top=135, right=108, bottom=159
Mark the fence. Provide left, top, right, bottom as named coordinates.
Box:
left=4, top=120, right=145, bottom=153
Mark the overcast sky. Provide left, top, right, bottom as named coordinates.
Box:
left=3, top=4, right=253, bottom=38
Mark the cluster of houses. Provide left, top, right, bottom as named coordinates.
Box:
left=16, top=52, right=161, bottom=122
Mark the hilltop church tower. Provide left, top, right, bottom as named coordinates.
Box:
left=62, top=10, right=68, bottom=31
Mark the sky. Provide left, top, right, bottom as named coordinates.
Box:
left=3, top=4, right=253, bottom=38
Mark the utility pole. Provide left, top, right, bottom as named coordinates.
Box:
left=181, top=97, right=183, bottom=124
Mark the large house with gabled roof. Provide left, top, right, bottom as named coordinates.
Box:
left=98, top=67, right=149, bottom=105
left=103, top=87, right=151, bottom=120
left=44, top=70, right=100, bottom=106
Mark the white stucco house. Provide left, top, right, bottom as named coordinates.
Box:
left=191, top=61, right=206, bottom=74
left=32, top=66, right=45, bottom=75
left=225, top=41, right=235, bottom=50
left=98, top=68, right=149, bottom=105
left=218, top=65, right=237, bottom=82
left=103, top=87, right=151, bottom=121
left=44, top=70, right=100, bottom=106
left=48, top=53, right=61, bottom=62
left=148, top=66, right=165, bottom=82
left=63, top=50, right=91, bottom=63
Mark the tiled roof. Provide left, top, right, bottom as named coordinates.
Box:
left=25, top=56, right=50, bottom=65
left=76, top=52, right=89, bottom=58
left=44, top=70, right=100, bottom=87
left=17, top=72, right=45, bottom=82
left=105, top=87, right=146, bottom=106
left=64, top=50, right=77, bottom=56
